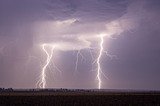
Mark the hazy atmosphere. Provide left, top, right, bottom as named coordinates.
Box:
left=0, top=0, right=160, bottom=90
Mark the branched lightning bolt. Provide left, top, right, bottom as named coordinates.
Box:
left=37, top=44, right=55, bottom=88
left=96, top=34, right=105, bottom=89
left=73, top=34, right=110, bottom=89
left=74, top=50, right=86, bottom=74
left=96, top=34, right=117, bottom=89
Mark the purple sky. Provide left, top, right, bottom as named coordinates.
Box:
left=0, top=0, right=160, bottom=90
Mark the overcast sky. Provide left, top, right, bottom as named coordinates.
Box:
left=0, top=0, right=160, bottom=90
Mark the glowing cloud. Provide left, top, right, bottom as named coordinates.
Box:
left=32, top=0, right=142, bottom=89
left=34, top=16, right=136, bottom=89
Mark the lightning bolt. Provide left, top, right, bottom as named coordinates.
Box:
left=75, top=51, right=80, bottom=74
left=96, top=33, right=117, bottom=89
left=74, top=50, right=86, bottom=75
left=37, top=44, right=56, bottom=88
left=74, top=34, right=109, bottom=89
left=96, top=34, right=107, bottom=89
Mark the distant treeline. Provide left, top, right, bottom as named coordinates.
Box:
left=0, top=88, right=13, bottom=91
left=0, top=88, right=93, bottom=92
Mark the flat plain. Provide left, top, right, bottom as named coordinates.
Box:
left=0, top=89, right=160, bottom=106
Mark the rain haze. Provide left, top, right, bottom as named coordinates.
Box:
left=0, top=0, right=160, bottom=90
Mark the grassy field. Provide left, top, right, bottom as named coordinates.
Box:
left=0, top=89, right=160, bottom=105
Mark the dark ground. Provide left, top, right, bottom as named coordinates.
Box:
left=0, top=89, right=160, bottom=106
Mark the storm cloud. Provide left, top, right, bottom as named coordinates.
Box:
left=0, top=0, right=160, bottom=90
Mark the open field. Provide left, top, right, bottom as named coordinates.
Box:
left=0, top=89, right=160, bottom=105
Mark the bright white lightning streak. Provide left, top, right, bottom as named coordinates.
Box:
left=38, top=44, right=55, bottom=88
left=96, top=34, right=105, bottom=89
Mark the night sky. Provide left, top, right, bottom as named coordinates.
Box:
left=0, top=0, right=160, bottom=90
